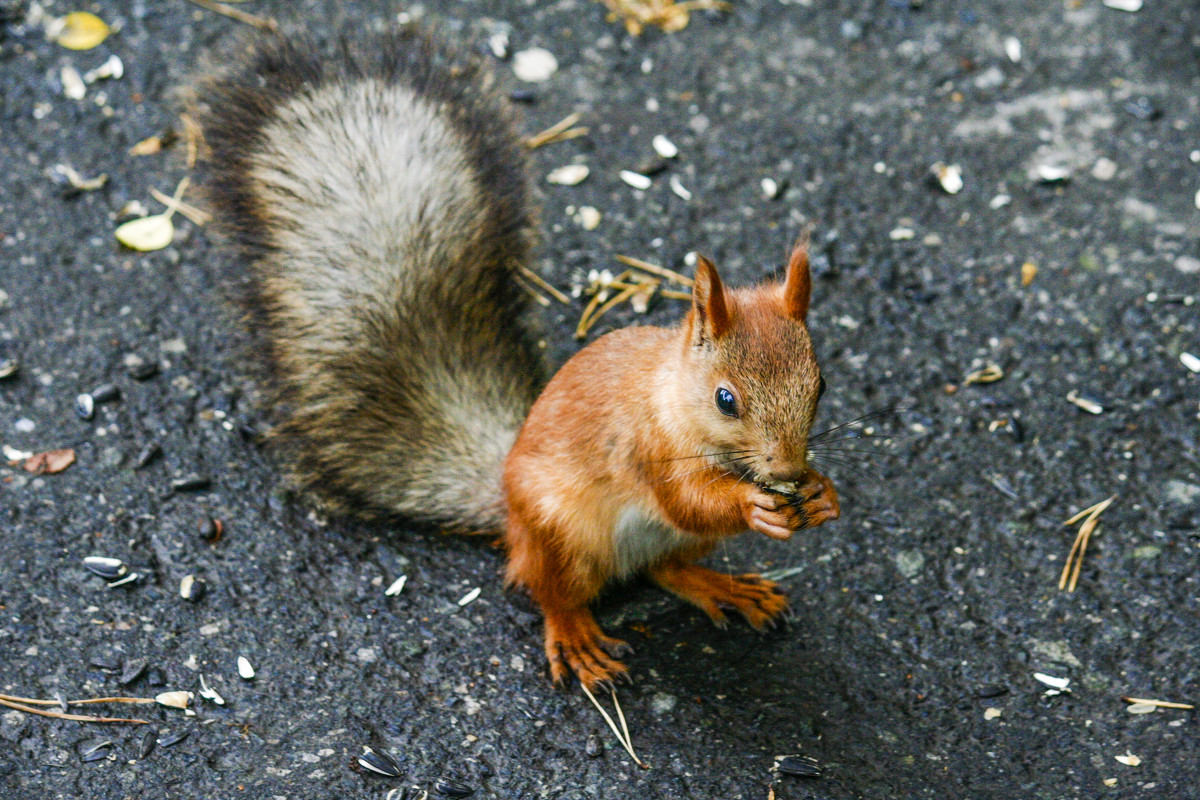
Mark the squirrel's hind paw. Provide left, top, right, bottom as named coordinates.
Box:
left=543, top=608, right=631, bottom=690
left=651, top=562, right=789, bottom=631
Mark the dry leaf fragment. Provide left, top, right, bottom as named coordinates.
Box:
left=23, top=448, right=76, bottom=475
left=55, top=12, right=110, bottom=50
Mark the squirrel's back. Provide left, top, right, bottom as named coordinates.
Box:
left=196, top=29, right=545, bottom=529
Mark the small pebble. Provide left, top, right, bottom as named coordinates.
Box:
left=1004, top=37, right=1022, bottom=63
left=1091, top=158, right=1118, bottom=181
left=198, top=517, right=224, bottom=543
left=508, top=88, right=537, bottom=103
left=1124, top=97, right=1159, bottom=121
left=61, top=65, right=86, bottom=99
left=977, top=683, right=1009, bottom=698
left=585, top=734, right=603, bottom=757
left=119, top=658, right=148, bottom=686
left=574, top=206, right=601, bottom=231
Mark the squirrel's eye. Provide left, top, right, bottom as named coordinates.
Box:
left=818, top=375, right=827, bottom=399
left=715, top=387, right=738, bottom=417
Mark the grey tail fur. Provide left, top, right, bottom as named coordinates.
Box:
left=193, top=28, right=546, bottom=532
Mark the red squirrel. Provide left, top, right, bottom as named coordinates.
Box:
left=195, top=27, right=839, bottom=689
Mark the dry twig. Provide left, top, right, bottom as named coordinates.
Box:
left=1058, top=494, right=1116, bottom=592
left=182, top=0, right=277, bottom=30
left=525, top=113, right=588, bottom=150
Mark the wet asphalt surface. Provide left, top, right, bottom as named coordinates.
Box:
left=2, top=0, right=1199, bottom=798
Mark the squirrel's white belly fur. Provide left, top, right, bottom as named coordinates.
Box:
left=612, top=505, right=688, bottom=578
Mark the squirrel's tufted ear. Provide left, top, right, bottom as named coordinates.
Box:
left=691, top=255, right=732, bottom=344
left=782, top=238, right=812, bottom=321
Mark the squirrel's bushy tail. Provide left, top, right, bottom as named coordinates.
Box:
left=195, top=29, right=545, bottom=531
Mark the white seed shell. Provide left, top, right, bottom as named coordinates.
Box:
left=384, top=575, right=407, bottom=596
left=1180, top=352, right=1200, bottom=374
left=512, top=48, right=557, bottom=82
left=61, top=65, right=86, bottom=100
left=546, top=164, right=589, bottom=186
left=652, top=135, right=678, bottom=159
left=669, top=175, right=692, bottom=201
left=619, top=170, right=652, bottom=190
left=1102, top=0, right=1142, bottom=11
left=1032, top=672, right=1070, bottom=690
left=237, top=656, right=255, bottom=680
left=155, top=690, right=193, bottom=710
left=458, top=587, right=482, bottom=606
left=115, top=215, right=174, bottom=251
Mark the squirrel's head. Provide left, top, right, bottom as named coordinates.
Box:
left=681, top=241, right=824, bottom=493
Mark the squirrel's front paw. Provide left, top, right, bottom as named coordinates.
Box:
left=745, top=488, right=804, bottom=541
left=794, top=468, right=840, bottom=529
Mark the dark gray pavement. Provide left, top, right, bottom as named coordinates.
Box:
left=1, top=1, right=1198, bottom=798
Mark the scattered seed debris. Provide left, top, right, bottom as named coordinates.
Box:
left=107, top=571, right=140, bottom=588
left=597, top=0, right=731, bottom=35
left=1114, top=752, right=1142, bottom=767
left=83, top=54, right=123, bottom=83
left=3, top=445, right=32, bottom=461
left=1004, top=37, right=1022, bottom=63
left=0, top=359, right=17, bottom=380
left=889, top=227, right=915, bottom=241
left=652, top=134, right=678, bottom=158
left=23, top=448, right=75, bottom=475
left=1036, top=164, right=1071, bottom=183
left=619, top=170, right=652, bottom=190
left=669, top=175, right=692, bottom=200
left=761, top=177, right=782, bottom=199
left=139, top=727, right=157, bottom=758
left=80, top=739, right=112, bottom=762
left=585, top=734, right=603, bottom=757
left=435, top=778, right=475, bottom=797
left=84, top=556, right=127, bottom=580
left=1033, top=673, right=1070, bottom=694
left=154, top=691, right=193, bottom=710
left=357, top=745, right=403, bottom=777
left=197, top=675, right=224, bottom=706
left=1121, top=696, right=1194, bottom=710
left=53, top=12, right=110, bottom=50
left=75, top=393, right=95, bottom=421
left=963, top=364, right=1004, bottom=385
left=773, top=754, right=822, bottom=777
left=61, top=65, right=86, bottom=100
left=116, top=176, right=194, bottom=252
left=133, top=442, right=162, bottom=469
left=547, top=164, right=589, bottom=185
left=179, top=575, right=205, bottom=602
left=931, top=162, right=963, bottom=194
left=458, top=587, right=482, bottom=606
left=51, top=163, right=108, bottom=193
left=1126, top=702, right=1157, bottom=714
left=574, top=206, right=602, bottom=230
left=1021, top=261, right=1038, bottom=287
left=157, top=729, right=190, bottom=748
left=1092, top=157, right=1118, bottom=180
left=1059, top=494, right=1116, bottom=592
left=990, top=194, right=1012, bottom=209
left=1103, top=0, right=1142, bottom=10
left=983, top=707, right=1002, bottom=720
left=384, top=575, right=408, bottom=597
left=1180, top=352, right=1200, bottom=374
left=237, top=657, right=255, bottom=680
left=1065, top=390, right=1103, bottom=415
left=198, top=517, right=223, bottom=543
left=170, top=475, right=211, bottom=493
left=512, top=47, right=557, bottom=82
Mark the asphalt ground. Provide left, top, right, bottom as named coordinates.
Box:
left=1, top=1, right=1198, bottom=798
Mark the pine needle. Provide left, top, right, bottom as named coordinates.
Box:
left=182, top=0, right=277, bottom=30
left=515, top=264, right=571, bottom=304
left=579, top=681, right=645, bottom=766
left=0, top=697, right=148, bottom=724
left=525, top=113, right=588, bottom=149
left=614, top=254, right=694, bottom=287
left=1121, top=696, right=1194, bottom=709
left=1058, top=494, right=1116, bottom=592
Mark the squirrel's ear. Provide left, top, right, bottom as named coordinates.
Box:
left=782, top=238, right=812, bottom=321
left=691, top=255, right=732, bottom=344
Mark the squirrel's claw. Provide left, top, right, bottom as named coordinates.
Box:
left=543, top=609, right=630, bottom=690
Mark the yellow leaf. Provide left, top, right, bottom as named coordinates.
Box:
left=56, top=12, right=110, bottom=51
left=115, top=215, right=174, bottom=251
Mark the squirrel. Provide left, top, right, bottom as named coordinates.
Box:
left=194, top=27, right=841, bottom=689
